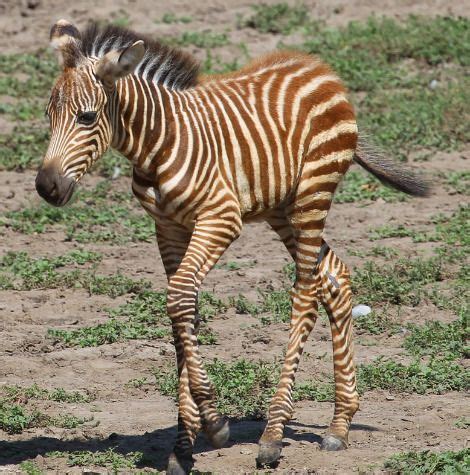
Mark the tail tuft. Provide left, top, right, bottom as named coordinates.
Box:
left=353, top=136, right=431, bottom=197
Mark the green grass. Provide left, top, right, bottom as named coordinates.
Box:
left=445, top=171, right=470, bottom=195
left=1, top=181, right=154, bottom=244
left=239, top=3, right=310, bottom=34
left=19, top=461, right=44, bottom=475
left=354, top=309, right=399, bottom=335
left=47, top=448, right=144, bottom=471
left=1, top=384, right=92, bottom=404
left=170, top=30, right=229, bottom=48
left=352, top=257, right=444, bottom=305
left=155, top=359, right=335, bottom=419
left=335, top=170, right=406, bottom=203
left=0, top=400, right=91, bottom=434
left=0, top=250, right=150, bottom=297
left=301, top=16, right=470, bottom=92
left=384, top=448, right=470, bottom=474
left=404, top=318, right=469, bottom=360
left=357, top=357, right=468, bottom=395
left=47, top=289, right=224, bottom=348
left=159, top=13, right=192, bottom=24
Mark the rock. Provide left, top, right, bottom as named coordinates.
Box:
left=352, top=304, right=372, bottom=318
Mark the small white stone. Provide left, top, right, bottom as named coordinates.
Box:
left=352, top=304, right=372, bottom=318
left=111, top=166, right=121, bottom=180
left=429, top=79, right=438, bottom=90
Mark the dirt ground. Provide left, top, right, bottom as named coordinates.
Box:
left=0, top=1, right=468, bottom=474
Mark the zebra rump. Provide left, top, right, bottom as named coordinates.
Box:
left=353, top=135, right=431, bottom=197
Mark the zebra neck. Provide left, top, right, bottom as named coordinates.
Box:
left=111, top=76, right=172, bottom=169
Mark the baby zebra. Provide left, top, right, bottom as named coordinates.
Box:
left=35, top=20, right=429, bottom=473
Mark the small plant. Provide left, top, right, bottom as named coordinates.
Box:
left=170, top=30, right=229, bottom=48
left=384, top=448, right=470, bottom=474
left=357, top=357, right=468, bottom=395
left=47, top=448, right=144, bottom=471
left=159, top=13, right=192, bottom=24
left=239, top=3, right=310, bottom=34
left=404, top=318, right=469, bottom=360
left=19, top=461, right=43, bottom=475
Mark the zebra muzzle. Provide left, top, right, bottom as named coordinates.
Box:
left=35, top=166, right=75, bottom=207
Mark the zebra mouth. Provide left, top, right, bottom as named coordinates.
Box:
left=35, top=167, right=76, bottom=207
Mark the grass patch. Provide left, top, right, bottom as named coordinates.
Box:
left=301, top=16, right=470, bottom=92
left=357, top=357, right=468, bottom=395
left=19, top=461, right=43, bottom=475
left=47, top=289, right=224, bottom=348
left=384, top=448, right=470, bottom=474
left=239, top=3, right=310, bottom=34
left=445, top=171, right=470, bottom=195
left=154, top=358, right=339, bottom=418
left=159, top=13, right=192, bottom=24
left=404, top=317, right=469, bottom=360
left=0, top=250, right=150, bottom=297
left=1, top=181, right=154, bottom=244
left=335, top=170, right=406, bottom=203
left=170, top=30, right=229, bottom=48
left=354, top=309, right=400, bottom=335
left=352, top=257, right=444, bottom=305
left=2, top=384, right=92, bottom=404
left=0, top=400, right=91, bottom=434
left=47, top=448, right=144, bottom=471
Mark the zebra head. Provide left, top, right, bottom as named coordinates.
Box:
left=36, top=19, right=144, bottom=206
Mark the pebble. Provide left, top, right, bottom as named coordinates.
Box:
left=352, top=304, right=372, bottom=318
left=240, top=449, right=252, bottom=455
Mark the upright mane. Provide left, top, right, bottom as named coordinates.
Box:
left=78, top=23, right=200, bottom=90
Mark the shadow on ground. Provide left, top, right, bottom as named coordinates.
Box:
left=0, top=419, right=379, bottom=470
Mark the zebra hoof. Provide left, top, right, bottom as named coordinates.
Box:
left=166, top=452, right=193, bottom=475
left=321, top=434, right=348, bottom=451
left=256, top=440, right=282, bottom=468
left=205, top=417, right=230, bottom=449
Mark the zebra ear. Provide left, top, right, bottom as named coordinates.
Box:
left=50, top=19, right=82, bottom=68
left=95, top=41, right=145, bottom=85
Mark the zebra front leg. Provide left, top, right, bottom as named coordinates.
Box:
left=166, top=213, right=242, bottom=460
left=154, top=220, right=200, bottom=474
left=318, top=243, right=359, bottom=451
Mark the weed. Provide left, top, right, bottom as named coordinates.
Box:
left=357, top=357, right=468, bottom=394
left=19, top=461, right=44, bottom=475
left=197, top=328, right=218, bottom=345
left=354, top=309, right=399, bottom=335
left=47, top=448, right=143, bottom=470
left=170, top=30, right=229, bottom=48
left=335, top=170, right=405, bottom=203
left=384, top=448, right=470, bottom=474
left=293, top=381, right=334, bottom=402
left=159, top=13, right=192, bottom=24
left=444, top=171, right=470, bottom=195
left=229, top=294, right=261, bottom=315
left=239, top=3, right=310, bottom=34
left=455, top=417, right=470, bottom=430
left=198, top=291, right=226, bottom=320
left=260, top=289, right=291, bottom=323
left=0, top=250, right=150, bottom=297
left=352, top=257, right=444, bottom=305
left=0, top=401, right=43, bottom=434
left=404, top=318, right=469, bottom=360
left=2, top=384, right=92, bottom=404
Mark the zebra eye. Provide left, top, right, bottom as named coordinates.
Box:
left=77, top=111, right=97, bottom=125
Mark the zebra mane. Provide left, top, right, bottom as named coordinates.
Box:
left=77, top=23, right=199, bottom=90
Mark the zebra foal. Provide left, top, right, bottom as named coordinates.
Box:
left=35, top=20, right=429, bottom=473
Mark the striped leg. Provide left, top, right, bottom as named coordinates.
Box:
left=258, top=209, right=323, bottom=467
left=154, top=219, right=201, bottom=474
left=317, top=243, right=359, bottom=450
left=263, top=213, right=359, bottom=465
left=166, top=213, right=242, bottom=464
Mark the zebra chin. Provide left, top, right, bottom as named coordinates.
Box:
left=35, top=166, right=76, bottom=207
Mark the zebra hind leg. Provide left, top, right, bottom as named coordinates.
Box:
left=318, top=243, right=359, bottom=450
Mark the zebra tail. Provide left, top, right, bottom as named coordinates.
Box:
left=353, top=135, right=431, bottom=197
